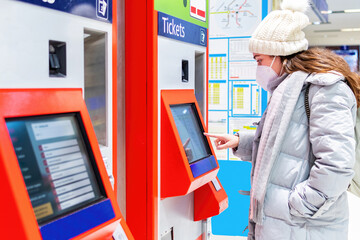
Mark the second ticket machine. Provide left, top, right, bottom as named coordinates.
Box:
left=125, top=0, right=230, bottom=238
left=0, top=89, right=133, bottom=239
left=0, top=0, right=132, bottom=239
left=155, top=3, right=228, bottom=239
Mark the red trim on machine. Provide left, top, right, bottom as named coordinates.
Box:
left=125, top=1, right=158, bottom=240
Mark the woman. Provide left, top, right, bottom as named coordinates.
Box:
left=205, top=0, right=360, bottom=239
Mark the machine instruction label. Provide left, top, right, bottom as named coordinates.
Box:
left=17, top=0, right=112, bottom=23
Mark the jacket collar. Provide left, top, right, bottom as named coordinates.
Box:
left=305, top=71, right=345, bottom=86
left=268, top=73, right=289, bottom=93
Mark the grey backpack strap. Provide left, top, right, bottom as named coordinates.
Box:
left=305, top=84, right=311, bottom=121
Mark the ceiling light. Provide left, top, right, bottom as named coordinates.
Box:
left=315, top=28, right=360, bottom=33
left=341, top=28, right=360, bottom=32
left=312, top=21, right=330, bottom=25
left=321, top=9, right=360, bottom=14
left=344, top=9, right=360, bottom=13
left=320, top=10, right=332, bottom=14
left=314, top=29, right=341, bottom=33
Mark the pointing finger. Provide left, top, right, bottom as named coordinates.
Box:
left=204, top=132, right=223, bottom=138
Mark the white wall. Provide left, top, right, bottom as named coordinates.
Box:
left=348, top=192, right=360, bottom=240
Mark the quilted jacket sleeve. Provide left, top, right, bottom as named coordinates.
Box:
left=289, top=81, right=356, bottom=218
left=232, top=131, right=255, bottom=162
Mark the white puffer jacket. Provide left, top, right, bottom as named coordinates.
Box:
left=234, top=71, right=357, bottom=240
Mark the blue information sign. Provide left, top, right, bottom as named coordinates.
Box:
left=158, top=12, right=207, bottom=47
left=16, top=0, right=112, bottom=23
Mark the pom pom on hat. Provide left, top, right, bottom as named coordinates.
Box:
left=249, top=0, right=311, bottom=56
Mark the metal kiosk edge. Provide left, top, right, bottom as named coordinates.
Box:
left=0, top=89, right=133, bottom=240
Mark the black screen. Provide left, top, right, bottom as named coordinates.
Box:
left=6, top=113, right=106, bottom=225
left=170, top=103, right=212, bottom=164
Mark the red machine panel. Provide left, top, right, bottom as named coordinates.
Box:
left=194, top=177, right=228, bottom=221
left=161, top=89, right=219, bottom=198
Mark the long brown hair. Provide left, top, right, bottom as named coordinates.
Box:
left=281, top=47, right=360, bottom=107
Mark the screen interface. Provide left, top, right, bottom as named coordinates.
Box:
left=6, top=113, right=105, bottom=225
left=170, top=103, right=212, bottom=164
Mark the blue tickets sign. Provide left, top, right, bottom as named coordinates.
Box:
left=16, top=0, right=112, bottom=23
left=158, top=12, right=207, bottom=47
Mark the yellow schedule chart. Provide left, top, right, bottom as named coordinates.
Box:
left=209, top=80, right=228, bottom=110
left=231, top=81, right=261, bottom=116
left=209, top=54, right=227, bottom=80
left=233, top=87, right=244, bottom=110
left=209, top=83, right=220, bottom=104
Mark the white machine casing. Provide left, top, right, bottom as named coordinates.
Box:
left=158, top=36, right=208, bottom=239
left=0, top=0, right=115, bottom=186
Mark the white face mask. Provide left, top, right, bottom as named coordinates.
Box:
left=256, top=56, right=278, bottom=91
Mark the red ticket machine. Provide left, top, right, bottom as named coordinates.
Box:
left=0, top=89, right=133, bottom=240
left=161, top=89, right=228, bottom=220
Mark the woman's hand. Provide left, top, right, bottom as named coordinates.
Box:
left=204, top=132, right=239, bottom=150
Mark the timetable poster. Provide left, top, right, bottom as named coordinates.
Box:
left=208, top=0, right=269, bottom=237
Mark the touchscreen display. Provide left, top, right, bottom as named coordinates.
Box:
left=6, top=113, right=105, bottom=225
left=170, top=103, right=212, bottom=164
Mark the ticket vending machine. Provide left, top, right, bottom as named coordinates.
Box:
left=160, top=90, right=228, bottom=239
left=125, top=1, right=228, bottom=239
left=161, top=91, right=228, bottom=223
left=157, top=4, right=230, bottom=238
left=0, top=0, right=130, bottom=239
left=161, top=89, right=220, bottom=198
left=0, top=89, right=133, bottom=239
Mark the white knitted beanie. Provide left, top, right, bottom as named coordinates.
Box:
left=249, top=0, right=311, bottom=56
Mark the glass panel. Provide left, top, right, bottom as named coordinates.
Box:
left=6, top=113, right=105, bottom=225
left=84, top=29, right=107, bottom=146
left=170, top=103, right=212, bottom=164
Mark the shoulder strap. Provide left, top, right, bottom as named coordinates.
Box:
left=305, top=84, right=311, bottom=121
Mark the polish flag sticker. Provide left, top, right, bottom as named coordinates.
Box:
left=190, top=0, right=206, bottom=22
